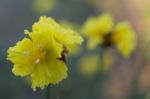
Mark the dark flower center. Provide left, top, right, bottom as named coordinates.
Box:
left=102, top=32, right=113, bottom=48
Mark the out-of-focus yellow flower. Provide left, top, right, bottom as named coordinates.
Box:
left=82, top=13, right=114, bottom=49
left=78, top=51, right=114, bottom=76
left=78, top=54, right=99, bottom=77
left=82, top=13, right=136, bottom=58
left=32, top=0, right=56, bottom=13
left=7, top=16, right=83, bottom=91
left=112, top=22, right=136, bottom=58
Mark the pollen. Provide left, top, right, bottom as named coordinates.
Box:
left=31, top=44, right=47, bottom=64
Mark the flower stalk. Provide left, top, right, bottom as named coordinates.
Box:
left=46, top=85, right=51, bottom=99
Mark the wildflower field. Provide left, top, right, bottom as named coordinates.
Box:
left=0, top=0, right=150, bottom=99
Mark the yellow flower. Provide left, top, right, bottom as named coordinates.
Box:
left=82, top=13, right=114, bottom=49
left=7, top=16, right=83, bottom=91
left=82, top=13, right=136, bottom=58
left=112, top=22, right=136, bottom=58
left=32, top=0, right=56, bottom=13
left=78, top=54, right=99, bottom=77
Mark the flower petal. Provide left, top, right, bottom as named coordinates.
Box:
left=112, top=22, right=136, bottom=57
left=7, top=38, right=35, bottom=76
left=31, top=59, right=68, bottom=91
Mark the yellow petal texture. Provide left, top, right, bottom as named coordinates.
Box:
left=7, top=38, right=35, bottom=76
left=59, top=20, right=83, bottom=55
left=7, top=16, right=83, bottom=90
left=31, top=59, right=67, bottom=91
left=54, top=28, right=83, bottom=51
left=112, top=22, right=136, bottom=58
left=82, top=13, right=114, bottom=50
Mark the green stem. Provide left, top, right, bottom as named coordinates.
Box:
left=100, top=49, right=104, bottom=72
left=90, top=49, right=104, bottom=99
left=46, top=85, right=51, bottom=99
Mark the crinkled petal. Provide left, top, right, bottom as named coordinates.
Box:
left=32, top=16, right=59, bottom=32
left=54, top=28, right=83, bottom=51
left=12, top=64, right=35, bottom=77
left=7, top=38, right=35, bottom=76
left=31, top=59, right=68, bottom=91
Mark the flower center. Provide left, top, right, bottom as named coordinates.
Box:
left=33, top=44, right=47, bottom=64
left=102, top=33, right=113, bottom=48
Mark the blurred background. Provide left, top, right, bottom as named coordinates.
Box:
left=0, top=0, right=150, bottom=99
